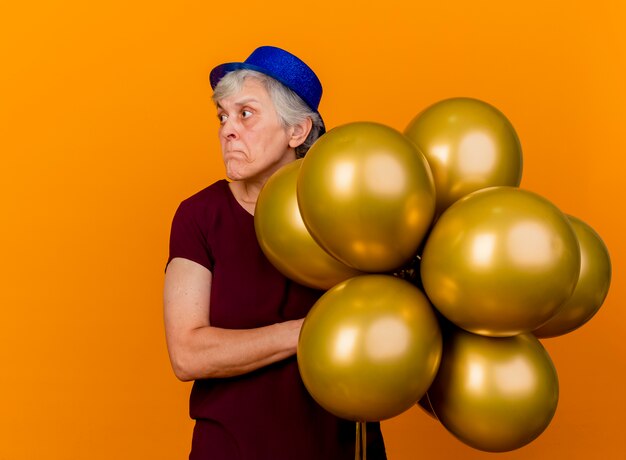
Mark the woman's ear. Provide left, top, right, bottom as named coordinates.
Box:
left=288, top=117, right=313, bottom=148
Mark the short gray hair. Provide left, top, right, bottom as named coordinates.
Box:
left=212, top=69, right=324, bottom=157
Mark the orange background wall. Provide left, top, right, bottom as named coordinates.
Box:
left=1, top=0, right=624, bottom=458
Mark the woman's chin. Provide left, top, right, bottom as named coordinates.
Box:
left=225, top=171, right=242, bottom=181
left=224, top=163, right=248, bottom=181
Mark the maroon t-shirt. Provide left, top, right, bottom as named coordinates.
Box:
left=167, top=180, right=385, bottom=460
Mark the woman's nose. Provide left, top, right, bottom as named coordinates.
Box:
left=220, top=119, right=239, bottom=140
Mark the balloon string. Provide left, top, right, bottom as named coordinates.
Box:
left=361, top=421, right=367, bottom=460
left=355, top=421, right=367, bottom=460
left=355, top=421, right=361, bottom=460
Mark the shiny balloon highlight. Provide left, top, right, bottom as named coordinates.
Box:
left=404, top=97, right=522, bottom=215
left=428, top=327, right=559, bottom=452
left=255, top=159, right=362, bottom=290
left=421, top=186, right=581, bottom=337
left=297, top=122, right=435, bottom=273
left=298, top=275, right=442, bottom=421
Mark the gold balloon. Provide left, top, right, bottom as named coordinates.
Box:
left=428, top=327, right=559, bottom=452
left=255, top=160, right=362, bottom=290
left=297, top=122, right=435, bottom=273
left=404, top=97, right=523, bottom=215
left=421, top=187, right=580, bottom=337
left=298, top=275, right=442, bottom=421
left=534, top=215, right=611, bottom=338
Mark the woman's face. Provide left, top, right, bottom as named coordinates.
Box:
left=216, top=78, right=294, bottom=183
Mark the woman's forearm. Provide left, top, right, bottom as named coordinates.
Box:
left=169, top=319, right=303, bottom=381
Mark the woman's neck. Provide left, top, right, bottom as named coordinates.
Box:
left=228, top=180, right=263, bottom=215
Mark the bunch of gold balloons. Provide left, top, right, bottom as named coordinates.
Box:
left=254, top=97, right=612, bottom=453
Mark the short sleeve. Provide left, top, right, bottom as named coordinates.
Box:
left=166, top=199, right=215, bottom=272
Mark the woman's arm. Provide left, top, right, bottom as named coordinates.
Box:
left=163, top=257, right=303, bottom=381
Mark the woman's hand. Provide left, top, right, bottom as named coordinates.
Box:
left=277, top=317, right=305, bottom=354
left=164, top=257, right=304, bottom=381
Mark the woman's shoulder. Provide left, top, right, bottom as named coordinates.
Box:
left=180, top=179, right=230, bottom=208
left=176, top=180, right=235, bottom=216
left=168, top=181, right=229, bottom=271
left=172, top=179, right=231, bottom=227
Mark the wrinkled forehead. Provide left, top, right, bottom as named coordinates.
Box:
left=215, top=79, right=275, bottom=112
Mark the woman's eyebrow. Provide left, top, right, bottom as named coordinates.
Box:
left=217, top=98, right=261, bottom=110
left=233, top=97, right=260, bottom=106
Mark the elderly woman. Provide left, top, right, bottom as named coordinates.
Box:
left=164, top=47, right=386, bottom=459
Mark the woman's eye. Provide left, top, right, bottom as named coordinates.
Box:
left=217, top=113, right=228, bottom=123
left=242, top=110, right=253, bottom=119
